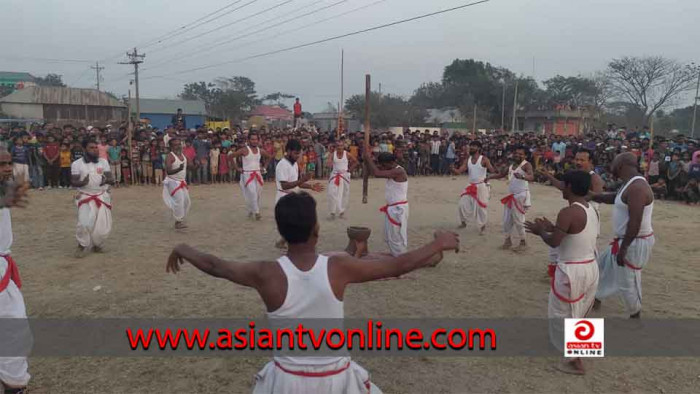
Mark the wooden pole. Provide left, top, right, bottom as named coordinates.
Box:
left=472, top=104, right=477, bottom=134
left=511, top=79, right=519, bottom=132
left=338, top=49, right=344, bottom=140
left=362, top=74, right=371, bottom=204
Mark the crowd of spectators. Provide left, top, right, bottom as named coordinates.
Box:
left=1, top=121, right=698, bottom=205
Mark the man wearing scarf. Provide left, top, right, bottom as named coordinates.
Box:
left=71, top=140, right=114, bottom=258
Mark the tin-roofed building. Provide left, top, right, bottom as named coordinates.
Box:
left=0, top=86, right=126, bottom=125
left=0, top=72, right=36, bottom=92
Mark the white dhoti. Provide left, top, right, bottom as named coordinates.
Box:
left=328, top=171, right=350, bottom=215
left=240, top=171, right=263, bottom=215
left=380, top=201, right=409, bottom=257
left=596, top=235, right=655, bottom=315
left=501, top=191, right=529, bottom=242
left=253, top=357, right=381, bottom=394
left=162, top=178, right=191, bottom=221
left=75, top=191, right=112, bottom=248
left=0, top=255, right=31, bottom=388
left=458, top=182, right=489, bottom=227
left=548, top=259, right=599, bottom=351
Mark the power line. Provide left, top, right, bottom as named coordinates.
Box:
left=99, top=0, right=258, bottom=63
left=143, top=0, right=346, bottom=71
left=0, top=56, right=94, bottom=64
left=137, top=0, right=248, bottom=48
left=91, top=62, right=105, bottom=91
left=148, top=0, right=294, bottom=55
left=144, top=0, right=490, bottom=79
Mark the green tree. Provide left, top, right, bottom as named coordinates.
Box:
left=35, top=73, right=66, bottom=87
left=345, top=92, right=427, bottom=128
left=262, top=92, right=295, bottom=109
left=180, top=76, right=260, bottom=121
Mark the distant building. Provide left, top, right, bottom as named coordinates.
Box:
left=313, top=112, right=361, bottom=133
left=136, top=98, right=207, bottom=130
left=426, top=108, right=464, bottom=125
left=0, top=72, right=36, bottom=93
left=248, top=105, right=293, bottom=129
left=517, top=107, right=595, bottom=135
left=0, top=86, right=126, bottom=125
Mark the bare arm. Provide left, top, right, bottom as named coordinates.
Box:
left=166, top=244, right=261, bottom=288
left=71, top=174, right=90, bottom=188
left=619, top=183, right=649, bottom=251
left=592, top=192, right=617, bottom=205
left=101, top=171, right=115, bottom=186
left=519, top=162, right=535, bottom=182
left=452, top=158, right=468, bottom=175
left=332, top=231, right=459, bottom=284
left=487, top=166, right=508, bottom=181
left=541, top=170, right=564, bottom=190
left=165, top=154, right=183, bottom=176
left=483, top=157, right=496, bottom=174
left=590, top=173, right=604, bottom=194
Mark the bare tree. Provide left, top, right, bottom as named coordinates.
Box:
left=605, top=56, right=695, bottom=126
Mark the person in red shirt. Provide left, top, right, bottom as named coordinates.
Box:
left=43, top=134, right=61, bottom=188
left=182, top=140, right=197, bottom=184
left=293, top=98, right=302, bottom=129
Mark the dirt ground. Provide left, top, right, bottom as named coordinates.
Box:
left=12, top=176, right=700, bottom=393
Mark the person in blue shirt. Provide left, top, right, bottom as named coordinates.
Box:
left=10, top=137, right=30, bottom=183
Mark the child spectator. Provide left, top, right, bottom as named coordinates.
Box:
left=108, top=139, right=122, bottom=188
left=210, top=143, right=220, bottom=183
left=120, top=149, right=131, bottom=185
left=219, top=147, right=230, bottom=183
left=59, top=143, right=72, bottom=188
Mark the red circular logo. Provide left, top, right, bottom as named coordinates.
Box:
left=574, top=320, right=595, bottom=341
left=96, top=168, right=104, bottom=175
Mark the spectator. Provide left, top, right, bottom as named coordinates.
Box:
left=10, top=137, right=30, bottom=183
left=193, top=131, right=211, bottom=184
left=59, top=143, right=72, bottom=188
left=44, top=134, right=61, bottom=188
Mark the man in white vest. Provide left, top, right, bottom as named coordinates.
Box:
left=451, top=140, right=495, bottom=234
left=166, top=192, right=460, bottom=393
left=326, top=139, right=358, bottom=219
left=71, top=140, right=114, bottom=257
left=488, top=146, right=534, bottom=252
left=230, top=132, right=272, bottom=220
left=0, top=148, right=31, bottom=394
left=526, top=170, right=599, bottom=375
left=591, top=152, right=654, bottom=318
left=163, top=138, right=191, bottom=229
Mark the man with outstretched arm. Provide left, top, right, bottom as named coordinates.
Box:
left=166, top=192, right=459, bottom=394
left=452, top=140, right=496, bottom=234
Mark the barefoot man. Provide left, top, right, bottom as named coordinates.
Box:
left=327, top=139, right=358, bottom=219
left=230, top=132, right=272, bottom=220
left=163, top=138, right=191, bottom=229
left=71, top=140, right=114, bottom=257
left=0, top=149, right=31, bottom=394
left=525, top=170, right=599, bottom=375
left=488, top=146, right=534, bottom=252
left=452, top=140, right=495, bottom=234
left=538, top=148, right=604, bottom=276
left=592, top=152, right=654, bottom=318
left=166, top=192, right=460, bottom=393
left=363, top=150, right=410, bottom=257
left=275, top=139, right=323, bottom=248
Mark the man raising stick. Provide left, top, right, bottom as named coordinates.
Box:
left=452, top=140, right=495, bottom=234
left=163, top=138, right=191, bottom=230
left=525, top=171, right=599, bottom=375
left=327, top=139, right=358, bottom=219
left=166, top=192, right=459, bottom=393
left=591, top=152, right=654, bottom=318
left=230, top=132, right=272, bottom=220
left=488, top=146, right=534, bottom=252
left=274, top=139, right=323, bottom=248
left=364, top=149, right=410, bottom=257
left=0, top=148, right=31, bottom=394
left=71, top=140, right=114, bottom=257
left=538, top=148, right=604, bottom=276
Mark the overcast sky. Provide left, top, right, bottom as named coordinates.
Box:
left=2, top=0, right=699, bottom=112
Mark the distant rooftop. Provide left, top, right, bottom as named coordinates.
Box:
left=0, top=72, right=35, bottom=82
left=0, top=86, right=125, bottom=107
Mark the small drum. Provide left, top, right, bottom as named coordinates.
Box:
left=347, top=226, right=371, bottom=242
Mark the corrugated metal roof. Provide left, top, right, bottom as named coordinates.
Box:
left=0, top=86, right=125, bottom=107
left=137, top=98, right=207, bottom=115
left=0, top=72, right=35, bottom=81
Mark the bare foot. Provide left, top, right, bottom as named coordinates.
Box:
left=555, top=359, right=585, bottom=375
left=255, top=213, right=261, bottom=221
left=175, top=222, right=188, bottom=229
left=500, top=239, right=512, bottom=250
left=630, top=310, right=641, bottom=319
left=511, top=243, right=529, bottom=253
left=458, top=222, right=467, bottom=229
left=479, top=226, right=486, bottom=236
left=74, top=246, right=88, bottom=259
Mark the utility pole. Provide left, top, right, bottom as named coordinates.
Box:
left=120, top=48, right=145, bottom=124
left=691, top=67, right=700, bottom=138
left=91, top=61, right=104, bottom=91
left=338, top=49, right=344, bottom=139
left=363, top=74, right=371, bottom=204
left=511, top=79, right=519, bottom=132
left=472, top=104, right=477, bottom=134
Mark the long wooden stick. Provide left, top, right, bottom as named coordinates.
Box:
left=362, top=74, right=370, bottom=204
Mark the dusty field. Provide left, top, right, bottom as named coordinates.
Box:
left=12, top=175, right=700, bottom=393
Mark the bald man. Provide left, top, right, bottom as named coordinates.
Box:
left=591, top=153, right=654, bottom=318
